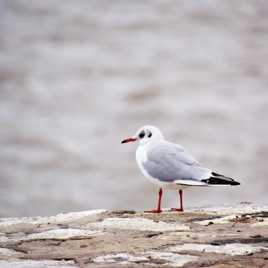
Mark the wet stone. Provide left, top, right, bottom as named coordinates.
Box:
left=0, top=204, right=267, bottom=267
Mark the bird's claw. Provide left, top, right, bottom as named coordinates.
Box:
left=169, top=208, right=184, bottom=212
left=144, top=209, right=162, bottom=213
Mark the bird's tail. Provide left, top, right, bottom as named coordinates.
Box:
left=201, top=172, right=240, bottom=186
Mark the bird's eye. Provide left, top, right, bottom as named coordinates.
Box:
left=139, top=130, right=145, bottom=139
left=148, top=131, right=152, bottom=138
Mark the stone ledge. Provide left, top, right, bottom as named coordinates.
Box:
left=0, top=204, right=267, bottom=267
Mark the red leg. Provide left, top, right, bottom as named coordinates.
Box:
left=145, top=188, right=163, bottom=213
left=170, top=189, right=184, bottom=212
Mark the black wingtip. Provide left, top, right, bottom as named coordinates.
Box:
left=230, top=181, right=240, bottom=186
left=202, top=176, right=240, bottom=186
left=208, top=172, right=241, bottom=186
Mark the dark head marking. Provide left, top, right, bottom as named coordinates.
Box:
left=139, top=130, right=145, bottom=139
left=148, top=131, right=152, bottom=138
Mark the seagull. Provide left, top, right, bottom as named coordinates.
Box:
left=121, top=125, right=240, bottom=213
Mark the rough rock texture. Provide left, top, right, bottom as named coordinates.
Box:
left=0, top=204, right=267, bottom=268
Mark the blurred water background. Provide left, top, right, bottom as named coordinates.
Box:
left=0, top=0, right=268, bottom=217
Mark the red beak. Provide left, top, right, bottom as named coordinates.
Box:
left=121, top=137, right=137, bottom=144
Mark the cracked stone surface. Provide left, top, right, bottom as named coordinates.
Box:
left=0, top=204, right=267, bottom=267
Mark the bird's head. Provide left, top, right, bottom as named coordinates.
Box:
left=121, top=125, right=164, bottom=145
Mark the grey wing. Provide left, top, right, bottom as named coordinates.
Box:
left=143, top=142, right=210, bottom=182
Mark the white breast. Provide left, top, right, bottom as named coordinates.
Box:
left=136, top=144, right=150, bottom=178
left=136, top=144, right=169, bottom=187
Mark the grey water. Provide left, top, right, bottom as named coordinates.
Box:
left=0, top=0, right=268, bottom=216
